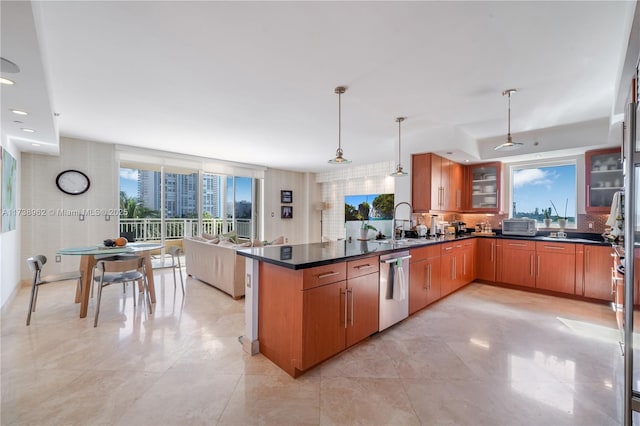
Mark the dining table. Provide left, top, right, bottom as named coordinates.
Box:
left=57, top=242, right=163, bottom=318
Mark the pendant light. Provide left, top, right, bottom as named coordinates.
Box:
left=390, top=117, right=408, bottom=177
left=328, top=86, right=351, bottom=164
left=494, top=88, right=523, bottom=151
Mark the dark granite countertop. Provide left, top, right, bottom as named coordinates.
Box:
left=237, top=232, right=611, bottom=270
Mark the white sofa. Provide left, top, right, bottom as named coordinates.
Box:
left=183, top=237, right=246, bottom=299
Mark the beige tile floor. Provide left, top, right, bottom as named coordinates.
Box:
left=1, top=269, right=630, bottom=425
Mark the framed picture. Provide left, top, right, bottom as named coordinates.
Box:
left=281, top=190, right=292, bottom=203
left=281, top=205, right=293, bottom=219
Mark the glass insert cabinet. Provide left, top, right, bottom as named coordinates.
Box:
left=585, top=147, right=623, bottom=213
left=467, top=162, right=501, bottom=212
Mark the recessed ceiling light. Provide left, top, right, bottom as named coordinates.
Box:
left=13, top=120, right=23, bottom=124
left=11, top=109, right=28, bottom=115
left=21, top=128, right=35, bottom=133
left=0, top=77, right=15, bottom=85
left=31, top=143, right=41, bottom=147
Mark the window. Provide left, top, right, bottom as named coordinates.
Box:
left=510, top=161, right=577, bottom=227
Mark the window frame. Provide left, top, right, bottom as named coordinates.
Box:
left=507, top=158, right=579, bottom=229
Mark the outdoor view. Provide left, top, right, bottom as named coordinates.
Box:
left=119, top=168, right=253, bottom=241
left=512, top=164, right=576, bottom=224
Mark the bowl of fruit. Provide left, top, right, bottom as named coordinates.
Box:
left=103, top=237, right=128, bottom=248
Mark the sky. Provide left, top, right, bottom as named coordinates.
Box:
left=512, top=165, right=576, bottom=217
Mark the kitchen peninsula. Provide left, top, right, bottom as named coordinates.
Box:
left=238, top=233, right=612, bottom=377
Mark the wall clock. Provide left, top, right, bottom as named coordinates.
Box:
left=55, top=170, right=91, bottom=195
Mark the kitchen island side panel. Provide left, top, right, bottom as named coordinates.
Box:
left=258, top=262, right=304, bottom=377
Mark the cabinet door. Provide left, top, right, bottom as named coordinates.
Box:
left=346, top=273, right=379, bottom=347
left=535, top=243, right=576, bottom=295
left=476, top=238, right=496, bottom=281
left=409, top=256, right=441, bottom=314
left=460, top=240, right=476, bottom=284
left=302, top=281, right=346, bottom=369
left=440, top=243, right=457, bottom=296
left=412, top=153, right=433, bottom=212
left=467, top=162, right=501, bottom=212
left=431, top=154, right=444, bottom=210
left=501, top=242, right=535, bottom=288
left=583, top=245, right=615, bottom=300
left=585, top=148, right=623, bottom=213
left=448, top=161, right=464, bottom=211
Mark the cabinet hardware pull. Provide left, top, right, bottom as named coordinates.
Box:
left=463, top=253, right=467, bottom=275
left=530, top=254, right=534, bottom=277
left=586, top=251, right=590, bottom=272
left=355, top=264, right=373, bottom=270
left=348, top=288, right=354, bottom=326
left=543, top=246, right=565, bottom=250
left=586, top=185, right=590, bottom=206
left=427, top=263, right=432, bottom=290
left=537, top=255, right=540, bottom=276
left=452, top=258, right=456, bottom=280
left=318, top=271, right=340, bottom=279
left=341, top=288, right=348, bottom=328
left=382, top=255, right=412, bottom=264
left=490, top=243, right=494, bottom=262
left=509, top=243, right=526, bottom=247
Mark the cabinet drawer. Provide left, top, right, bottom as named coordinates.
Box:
left=347, top=256, right=379, bottom=279
left=302, top=262, right=347, bottom=290
left=503, top=240, right=535, bottom=250
left=535, top=241, right=575, bottom=254
left=441, top=242, right=455, bottom=254
left=410, top=245, right=440, bottom=262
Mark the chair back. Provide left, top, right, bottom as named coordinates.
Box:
left=96, top=256, right=145, bottom=274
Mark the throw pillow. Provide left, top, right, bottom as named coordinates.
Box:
left=221, top=230, right=238, bottom=244
left=218, top=240, right=237, bottom=248
left=207, top=238, right=220, bottom=244
left=238, top=241, right=251, bottom=247
left=202, top=232, right=217, bottom=240
left=252, top=240, right=264, bottom=247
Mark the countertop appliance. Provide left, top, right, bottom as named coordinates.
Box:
left=502, top=218, right=538, bottom=236
left=379, top=251, right=411, bottom=331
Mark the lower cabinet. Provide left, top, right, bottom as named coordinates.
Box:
left=258, top=255, right=380, bottom=377
left=441, top=240, right=475, bottom=297
left=500, top=240, right=536, bottom=288
left=476, top=237, right=497, bottom=281
left=578, top=244, right=615, bottom=300
left=409, top=245, right=441, bottom=314
left=535, top=242, right=576, bottom=295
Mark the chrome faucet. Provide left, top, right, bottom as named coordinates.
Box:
left=393, top=202, right=413, bottom=240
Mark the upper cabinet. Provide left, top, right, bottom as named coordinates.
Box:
left=466, top=162, right=501, bottom=213
left=412, top=153, right=463, bottom=213
left=585, top=148, right=622, bottom=213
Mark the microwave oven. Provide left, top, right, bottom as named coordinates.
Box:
left=502, top=218, right=538, bottom=236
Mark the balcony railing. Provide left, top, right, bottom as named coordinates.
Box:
left=120, top=218, right=252, bottom=241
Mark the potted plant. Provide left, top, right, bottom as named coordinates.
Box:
left=550, top=199, right=568, bottom=229
left=358, top=202, right=377, bottom=240
left=543, top=207, right=552, bottom=228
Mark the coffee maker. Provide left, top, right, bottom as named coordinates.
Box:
left=451, top=221, right=467, bottom=235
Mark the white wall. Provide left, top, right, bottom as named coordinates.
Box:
left=262, top=168, right=321, bottom=244
left=0, top=135, right=22, bottom=308
left=21, top=137, right=119, bottom=278
left=316, top=161, right=406, bottom=241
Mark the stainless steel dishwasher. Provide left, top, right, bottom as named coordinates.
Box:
left=379, top=250, right=411, bottom=331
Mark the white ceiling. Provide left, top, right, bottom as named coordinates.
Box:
left=1, top=1, right=637, bottom=172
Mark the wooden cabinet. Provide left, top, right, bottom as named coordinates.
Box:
left=258, top=256, right=379, bottom=377
left=577, top=244, right=615, bottom=300
left=411, top=153, right=462, bottom=212
left=409, top=245, right=441, bottom=314
left=585, top=148, right=623, bottom=213
left=476, top=237, right=497, bottom=281
left=345, top=257, right=380, bottom=347
left=500, top=240, right=536, bottom=288
left=440, top=240, right=475, bottom=296
left=412, top=153, right=434, bottom=212
left=535, top=242, right=576, bottom=295
left=466, top=162, right=501, bottom=212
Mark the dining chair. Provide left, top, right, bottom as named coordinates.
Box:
left=93, top=255, right=152, bottom=327
left=25, top=255, right=83, bottom=326
left=151, top=246, right=185, bottom=295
